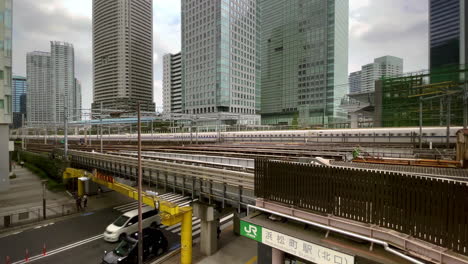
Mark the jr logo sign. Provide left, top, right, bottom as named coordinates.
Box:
left=240, top=221, right=262, bottom=242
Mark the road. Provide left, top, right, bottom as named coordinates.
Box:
left=0, top=195, right=182, bottom=264
left=1, top=192, right=234, bottom=264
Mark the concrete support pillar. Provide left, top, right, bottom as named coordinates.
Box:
left=233, top=211, right=240, bottom=236
left=257, top=243, right=272, bottom=264
left=200, top=218, right=217, bottom=255
left=272, top=248, right=285, bottom=264
left=350, top=112, right=359, bottom=129
left=193, top=202, right=218, bottom=256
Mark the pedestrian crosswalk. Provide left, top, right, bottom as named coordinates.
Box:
left=112, top=192, right=234, bottom=239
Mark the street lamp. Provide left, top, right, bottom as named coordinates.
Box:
left=42, top=179, right=47, bottom=219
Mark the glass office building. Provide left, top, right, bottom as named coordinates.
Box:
left=12, top=76, right=26, bottom=114
left=260, top=0, right=349, bottom=127
left=0, top=0, right=12, bottom=191
left=12, top=76, right=27, bottom=128
left=429, top=0, right=468, bottom=69
left=181, top=0, right=260, bottom=125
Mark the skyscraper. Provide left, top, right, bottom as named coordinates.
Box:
left=181, top=0, right=260, bottom=125
left=348, top=71, right=361, bottom=94
left=51, top=41, right=75, bottom=123
left=360, top=56, right=403, bottom=93
left=429, top=0, right=468, bottom=69
left=92, top=0, right=155, bottom=112
left=163, top=52, right=182, bottom=114
left=0, top=0, right=12, bottom=191
left=12, top=76, right=27, bottom=128
left=260, top=0, right=349, bottom=127
left=27, top=51, right=53, bottom=124
left=73, top=78, right=82, bottom=121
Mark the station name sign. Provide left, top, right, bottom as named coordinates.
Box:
left=240, top=220, right=355, bottom=264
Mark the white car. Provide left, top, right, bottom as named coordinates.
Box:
left=104, top=206, right=161, bottom=242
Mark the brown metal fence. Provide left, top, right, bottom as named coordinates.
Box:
left=255, top=159, right=468, bottom=255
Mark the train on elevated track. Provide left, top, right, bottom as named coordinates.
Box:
left=22, top=126, right=462, bottom=145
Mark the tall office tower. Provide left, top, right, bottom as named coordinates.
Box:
left=27, top=51, right=53, bottom=124
left=12, top=76, right=27, bottom=128
left=349, top=71, right=362, bottom=93
left=51, top=41, right=75, bottom=123
left=181, top=0, right=260, bottom=125
left=73, top=78, right=82, bottom=121
left=92, top=0, right=155, bottom=113
left=260, top=0, right=349, bottom=127
left=430, top=0, right=468, bottom=69
left=163, top=52, right=182, bottom=114
left=0, top=0, right=12, bottom=191
left=360, top=56, right=403, bottom=93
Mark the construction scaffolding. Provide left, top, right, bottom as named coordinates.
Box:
left=381, top=64, right=468, bottom=127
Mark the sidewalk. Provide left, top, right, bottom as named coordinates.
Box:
left=158, top=225, right=257, bottom=264
left=0, top=167, right=72, bottom=212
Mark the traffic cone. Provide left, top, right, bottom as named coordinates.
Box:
left=42, top=243, right=47, bottom=256
left=25, top=249, right=29, bottom=262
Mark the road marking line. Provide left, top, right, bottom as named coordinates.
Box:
left=245, top=256, right=257, bottom=264
left=11, top=234, right=104, bottom=264
left=33, top=226, right=42, bottom=229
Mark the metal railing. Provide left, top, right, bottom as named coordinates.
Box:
left=255, top=159, right=468, bottom=256
left=0, top=202, right=76, bottom=228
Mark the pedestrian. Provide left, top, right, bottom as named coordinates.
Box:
left=97, top=186, right=102, bottom=197
left=76, top=196, right=82, bottom=212
left=20, top=161, right=24, bottom=168
left=82, top=194, right=88, bottom=209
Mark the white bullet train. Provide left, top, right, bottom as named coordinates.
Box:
left=23, top=126, right=462, bottom=145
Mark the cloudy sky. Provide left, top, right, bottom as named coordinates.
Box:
left=12, top=0, right=428, bottom=111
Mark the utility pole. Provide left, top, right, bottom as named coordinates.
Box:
left=42, top=180, right=47, bottom=219
left=419, top=98, right=423, bottom=149
left=100, top=102, right=103, bottom=153
left=137, top=102, right=143, bottom=264
left=447, top=95, right=451, bottom=149
left=21, top=114, right=25, bottom=150
left=64, top=102, right=68, bottom=161
left=464, top=81, right=467, bottom=129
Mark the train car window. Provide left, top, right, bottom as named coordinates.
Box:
left=397, top=133, right=402, bottom=136
left=423, top=133, right=427, bottom=136
left=431, top=133, right=436, bottom=136
left=405, top=133, right=410, bottom=136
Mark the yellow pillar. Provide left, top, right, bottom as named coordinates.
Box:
left=77, top=179, right=84, bottom=197
left=180, top=209, right=193, bottom=264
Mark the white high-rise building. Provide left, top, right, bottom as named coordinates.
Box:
left=0, top=0, right=12, bottom=191
left=181, top=0, right=260, bottom=125
left=51, top=41, right=75, bottom=123
left=27, top=42, right=80, bottom=124
left=163, top=52, right=182, bottom=114
left=92, top=0, right=155, bottom=112
left=27, top=51, right=53, bottom=124
left=359, top=56, right=403, bottom=93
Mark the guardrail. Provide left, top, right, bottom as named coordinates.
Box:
left=0, top=202, right=76, bottom=229
left=255, top=159, right=468, bottom=257
left=70, top=150, right=254, bottom=190
left=68, top=150, right=255, bottom=212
